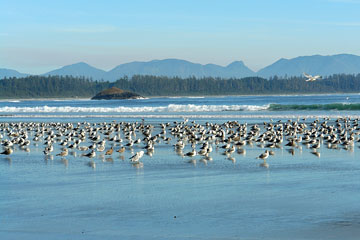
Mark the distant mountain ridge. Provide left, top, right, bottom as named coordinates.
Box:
left=257, top=54, right=360, bottom=78
left=0, top=68, right=28, bottom=79
left=44, top=62, right=107, bottom=80
left=2, top=54, right=360, bottom=81
left=43, top=59, right=255, bottom=81
left=106, top=59, right=254, bottom=81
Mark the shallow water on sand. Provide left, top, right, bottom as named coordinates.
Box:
left=1, top=120, right=360, bottom=239
left=1, top=94, right=360, bottom=239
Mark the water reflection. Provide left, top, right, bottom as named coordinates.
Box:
left=61, top=158, right=69, bottom=167
left=1, top=157, right=12, bottom=165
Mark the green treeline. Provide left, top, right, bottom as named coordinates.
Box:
left=113, top=74, right=360, bottom=96
left=0, top=74, right=360, bottom=98
left=0, top=76, right=107, bottom=98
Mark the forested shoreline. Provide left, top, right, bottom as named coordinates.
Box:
left=0, top=74, right=360, bottom=99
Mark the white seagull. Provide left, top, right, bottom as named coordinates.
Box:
left=303, top=72, right=322, bottom=82
left=130, top=151, right=144, bottom=162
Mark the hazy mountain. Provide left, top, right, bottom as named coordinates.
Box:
left=257, top=54, right=360, bottom=78
left=107, top=59, right=255, bottom=80
left=0, top=68, right=28, bottom=79
left=3, top=54, right=360, bottom=81
left=40, top=59, right=254, bottom=81
left=43, top=62, right=107, bottom=80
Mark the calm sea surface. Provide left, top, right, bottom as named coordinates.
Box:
left=1, top=94, right=360, bottom=239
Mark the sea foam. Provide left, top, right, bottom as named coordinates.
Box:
left=0, top=104, right=269, bottom=113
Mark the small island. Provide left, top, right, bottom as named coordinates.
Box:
left=91, top=87, right=143, bottom=100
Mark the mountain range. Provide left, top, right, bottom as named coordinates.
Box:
left=2, top=54, right=360, bottom=81
left=0, top=68, right=29, bottom=79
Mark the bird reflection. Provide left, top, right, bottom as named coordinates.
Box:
left=237, top=148, right=246, bottom=155
left=199, top=158, right=208, bottom=165
left=287, top=148, right=295, bottom=156
left=87, top=161, right=96, bottom=169
left=2, top=157, right=12, bottom=165
left=311, top=150, right=321, bottom=158
left=227, top=156, right=236, bottom=163
left=259, top=160, right=269, bottom=168
left=61, top=158, right=69, bottom=167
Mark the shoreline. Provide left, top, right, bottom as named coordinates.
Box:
left=0, top=92, right=359, bottom=101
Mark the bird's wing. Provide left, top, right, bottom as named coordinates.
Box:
left=303, top=72, right=312, bottom=78
left=130, top=152, right=141, bottom=159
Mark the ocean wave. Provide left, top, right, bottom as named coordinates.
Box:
left=1, top=103, right=359, bottom=114
left=269, top=103, right=360, bottom=111
left=0, top=104, right=269, bottom=113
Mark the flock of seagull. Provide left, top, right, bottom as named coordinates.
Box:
left=1, top=116, right=359, bottom=169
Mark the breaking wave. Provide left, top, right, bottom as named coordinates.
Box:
left=0, top=104, right=269, bottom=113
left=0, top=103, right=359, bottom=114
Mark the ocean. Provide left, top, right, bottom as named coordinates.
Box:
left=1, top=93, right=360, bottom=239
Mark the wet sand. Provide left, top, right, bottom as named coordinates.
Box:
left=1, top=118, right=360, bottom=239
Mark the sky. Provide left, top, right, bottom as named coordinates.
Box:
left=1, top=0, right=360, bottom=74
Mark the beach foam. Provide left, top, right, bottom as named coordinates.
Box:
left=0, top=104, right=269, bottom=113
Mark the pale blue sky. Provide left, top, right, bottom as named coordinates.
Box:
left=1, top=0, right=360, bottom=74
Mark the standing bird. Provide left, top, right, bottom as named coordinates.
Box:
left=225, top=145, right=235, bottom=155
left=198, top=148, right=208, bottom=156
left=184, top=149, right=197, bottom=157
left=82, top=150, right=96, bottom=158
left=117, top=146, right=126, bottom=154
left=97, top=145, right=105, bottom=152
left=105, top=147, right=114, bottom=155
left=256, top=150, right=269, bottom=160
left=130, top=151, right=144, bottom=162
left=56, top=148, right=68, bottom=157
left=311, top=139, right=321, bottom=150
left=1, top=148, right=13, bottom=155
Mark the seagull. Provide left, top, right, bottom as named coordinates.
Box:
left=130, top=151, right=144, bottom=162
left=1, top=148, right=13, bottom=155
left=82, top=150, right=96, bottom=158
left=303, top=72, right=322, bottom=82
left=56, top=148, right=68, bottom=157
left=198, top=148, right=208, bottom=156
left=256, top=150, right=269, bottom=160
left=184, top=149, right=197, bottom=157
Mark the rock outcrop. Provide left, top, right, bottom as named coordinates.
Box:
left=91, top=87, right=142, bottom=100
